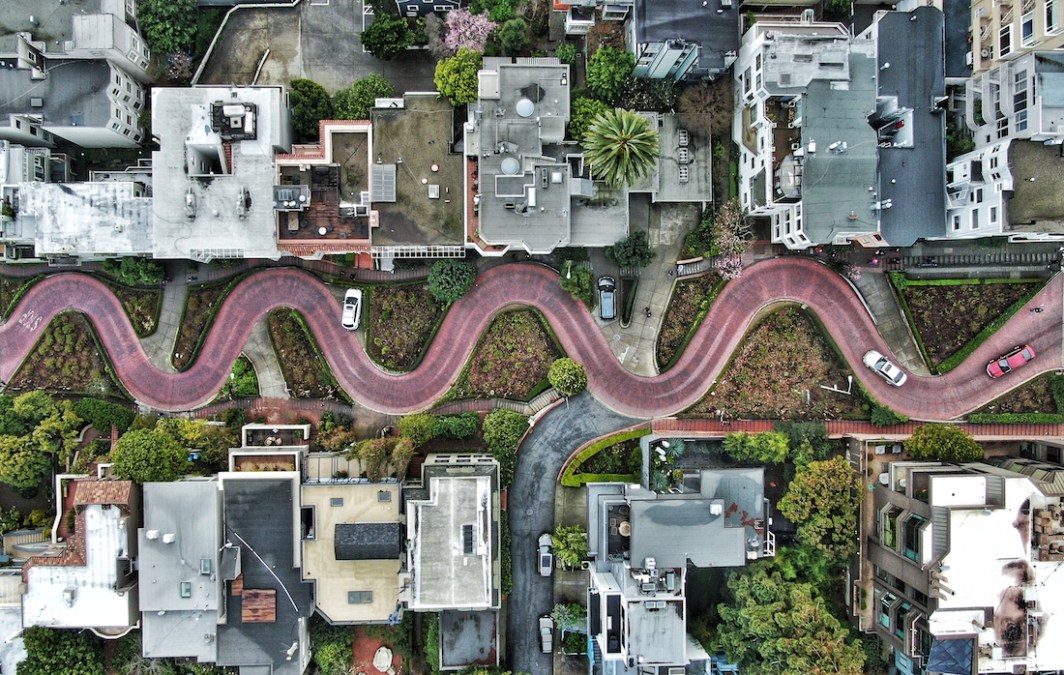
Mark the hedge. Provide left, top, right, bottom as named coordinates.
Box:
left=887, top=272, right=1046, bottom=374
left=968, top=412, right=1064, bottom=424
left=499, top=511, right=512, bottom=595
left=560, top=427, right=650, bottom=487
left=562, top=472, right=638, bottom=487
left=73, top=398, right=135, bottom=434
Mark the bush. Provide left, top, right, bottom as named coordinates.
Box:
left=722, top=431, right=789, bottom=464
left=102, top=257, right=165, bottom=286
left=334, top=74, right=396, bottom=120
left=73, top=398, right=135, bottom=434
left=221, top=406, right=247, bottom=430
left=968, top=412, right=1064, bottom=424
left=138, top=0, right=197, bottom=54
left=483, top=409, right=528, bottom=453
left=870, top=403, right=909, bottom=427
left=606, top=230, right=654, bottom=268
left=556, top=43, right=577, bottom=65
left=498, top=18, right=529, bottom=55
left=560, top=428, right=649, bottom=487
left=586, top=47, right=634, bottom=104
left=433, top=411, right=479, bottom=439
left=289, top=79, right=334, bottom=143
left=905, top=424, right=983, bottom=461
left=499, top=511, right=512, bottom=594
left=428, top=259, right=478, bottom=303
left=548, top=358, right=588, bottom=396
left=398, top=413, right=438, bottom=447
left=362, top=13, right=418, bottom=60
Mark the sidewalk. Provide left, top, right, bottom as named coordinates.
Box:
left=139, top=261, right=187, bottom=374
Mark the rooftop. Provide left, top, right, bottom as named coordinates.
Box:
left=152, top=86, right=291, bottom=261
left=874, top=8, right=948, bottom=246
left=0, top=0, right=121, bottom=53
left=632, top=0, right=740, bottom=74
left=943, top=0, right=972, bottom=80
left=439, top=610, right=498, bottom=669
left=300, top=483, right=402, bottom=624
left=406, top=461, right=498, bottom=611
left=139, top=480, right=223, bottom=663
left=217, top=474, right=311, bottom=675
left=1007, top=140, right=1064, bottom=232
left=19, top=180, right=153, bottom=257
left=0, top=59, right=111, bottom=129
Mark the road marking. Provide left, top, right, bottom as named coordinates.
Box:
left=17, top=309, right=42, bottom=332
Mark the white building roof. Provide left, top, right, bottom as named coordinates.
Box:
left=20, top=180, right=153, bottom=256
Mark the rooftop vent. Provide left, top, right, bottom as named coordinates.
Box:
left=516, top=97, right=535, bottom=118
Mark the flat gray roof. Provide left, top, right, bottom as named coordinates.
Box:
left=0, top=0, right=113, bottom=53
left=633, top=0, right=740, bottom=74
left=21, top=180, right=153, bottom=256
left=0, top=60, right=111, bottom=129
left=630, top=499, right=745, bottom=569
left=800, top=50, right=880, bottom=244
left=151, top=86, right=289, bottom=260
left=439, top=610, right=498, bottom=669
left=626, top=601, right=685, bottom=666
left=876, top=8, right=948, bottom=246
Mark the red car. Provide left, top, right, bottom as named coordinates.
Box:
left=986, top=345, right=1036, bottom=378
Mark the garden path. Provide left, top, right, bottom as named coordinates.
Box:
left=1, top=259, right=1060, bottom=420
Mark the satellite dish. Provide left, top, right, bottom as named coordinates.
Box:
left=515, top=98, right=534, bottom=118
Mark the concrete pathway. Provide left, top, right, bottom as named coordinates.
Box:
left=851, top=271, right=930, bottom=376
left=139, top=261, right=187, bottom=374
left=2, top=260, right=1061, bottom=419
left=242, top=321, right=290, bottom=399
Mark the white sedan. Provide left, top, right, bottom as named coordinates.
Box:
left=341, top=288, right=363, bottom=330
left=862, top=350, right=907, bottom=387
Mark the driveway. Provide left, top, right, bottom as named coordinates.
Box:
left=506, top=395, right=638, bottom=675
left=197, top=0, right=437, bottom=93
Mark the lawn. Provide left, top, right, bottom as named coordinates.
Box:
left=106, top=281, right=162, bottom=338
left=267, top=309, right=350, bottom=401
left=449, top=309, right=561, bottom=400
left=657, top=273, right=722, bottom=369
left=366, top=284, right=446, bottom=371
left=687, top=306, right=867, bottom=420
left=172, top=280, right=233, bottom=370
left=7, top=312, right=126, bottom=398
left=895, top=276, right=1040, bottom=369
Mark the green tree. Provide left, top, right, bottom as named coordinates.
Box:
left=498, top=18, right=529, bottom=55
left=569, top=96, right=609, bottom=142
left=905, top=424, right=983, bottom=461
left=73, top=398, right=135, bottom=434
left=548, top=358, right=588, bottom=396
left=18, top=626, right=104, bottom=675
left=560, top=264, right=594, bottom=307
left=605, top=230, right=654, bottom=267
left=583, top=108, right=659, bottom=188
left=551, top=603, right=585, bottom=631
left=30, top=399, right=83, bottom=468
left=435, top=47, right=483, bottom=105
left=12, top=391, right=58, bottom=427
left=722, top=431, right=789, bottom=464
left=483, top=409, right=528, bottom=453
left=555, top=43, right=577, bottom=65
left=361, top=13, right=416, bottom=60
left=110, top=429, right=186, bottom=483
left=433, top=412, right=480, bottom=439
left=334, top=74, right=396, bottom=120
left=0, top=435, right=51, bottom=493
left=552, top=525, right=588, bottom=570
left=354, top=437, right=394, bottom=482
left=399, top=413, right=438, bottom=447
left=391, top=437, right=415, bottom=479
left=138, top=0, right=197, bottom=55
left=102, top=257, right=165, bottom=286
left=427, top=259, right=478, bottom=303
left=585, top=47, right=634, bottom=103
left=713, top=564, right=864, bottom=674
left=0, top=395, right=29, bottom=436
left=289, top=79, right=334, bottom=144
left=778, top=456, right=861, bottom=559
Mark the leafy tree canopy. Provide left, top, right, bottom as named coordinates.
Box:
left=138, top=0, right=197, bottom=55
left=361, top=13, right=417, bottom=60
left=551, top=603, right=585, bottom=631
left=289, top=79, right=334, bottom=144
left=398, top=413, right=438, bottom=448
left=111, top=429, right=187, bottom=483
left=0, top=435, right=53, bottom=493
left=905, top=424, right=983, bottom=461
left=585, top=47, right=634, bottom=104
left=722, top=431, right=789, bottom=464
left=498, top=18, right=528, bottom=56
left=434, top=47, right=483, bottom=106
left=548, top=358, right=588, bottom=396
left=334, top=74, right=396, bottom=120
left=73, top=398, right=135, bottom=434
left=427, top=259, right=478, bottom=303
left=552, top=524, right=588, bottom=570
left=713, top=563, right=865, bottom=675
left=778, top=456, right=862, bottom=559
left=482, top=409, right=528, bottom=454
left=560, top=264, right=594, bottom=308
left=102, top=257, right=165, bottom=287
left=606, top=230, right=654, bottom=267
left=18, top=626, right=103, bottom=675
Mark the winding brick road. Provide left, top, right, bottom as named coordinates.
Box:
left=1, top=259, right=1060, bottom=419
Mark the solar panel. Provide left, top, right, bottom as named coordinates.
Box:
left=462, top=524, right=474, bottom=554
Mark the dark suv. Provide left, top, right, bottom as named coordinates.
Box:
left=598, top=276, right=616, bottom=320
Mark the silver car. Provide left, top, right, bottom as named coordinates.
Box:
left=862, top=350, right=907, bottom=387
left=538, top=533, right=554, bottom=577
left=341, top=288, right=363, bottom=330
left=539, top=616, right=554, bottom=654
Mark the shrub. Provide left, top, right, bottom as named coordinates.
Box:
left=433, top=411, right=479, bottom=439
left=428, top=259, right=478, bottom=303
left=722, top=431, right=789, bottom=464
left=399, top=413, right=438, bottom=447
left=548, top=358, right=588, bottom=396
left=606, top=230, right=654, bottom=268
left=102, top=257, right=165, bottom=286
left=334, top=74, right=396, bottom=120
left=361, top=13, right=417, bottom=60
left=560, top=264, right=594, bottom=307
left=483, top=409, right=528, bottom=453
left=499, top=511, right=512, bottom=594
left=289, top=79, right=334, bottom=143
left=556, top=43, right=577, bottom=64
left=905, top=424, right=983, bottom=461
left=870, top=403, right=909, bottom=427
left=138, top=0, right=197, bottom=54
left=498, top=18, right=529, bottom=55
left=586, top=47, right=635, bottom=103
left=73, top=398, right=135, bottom=434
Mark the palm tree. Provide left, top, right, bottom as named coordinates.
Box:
left=582, top=108, right=659, bottom=189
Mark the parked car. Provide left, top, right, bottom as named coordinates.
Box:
left=862, top=350, right=907, bottom=387
left=987, top=344, right=1036, bottom=378
left=598, top=276, right=616, bottom=321
left=538, top=533, right=554, bottom=577
left=341, top=288, right=363, bottom=330
left=539, top=615, right=554, bottom=654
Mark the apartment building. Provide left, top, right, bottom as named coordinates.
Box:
left=869, top=460, right=1064, bottom=675
left=971, top=0, right=1064, bottom=73
left=628, top=0, right=739, bottom=81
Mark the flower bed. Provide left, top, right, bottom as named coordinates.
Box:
left=449, top=309, right=561, bottom=401
left=365, top=283, right=446, bottom=371
left=656, top=273, right=724, bottom=370
left=687, top=306, right=867, bottom=420
left=560, top=428, right=649, bottom=487
left=7, top=312, right=126, bottom=397
left=172, top=279, right=235, bottom=370
left=105, top=281, right=162, bottom=337
left=266, top=309, right=350, bottom=401
left=969, top=373, right=1064, bottom=423
left=0, top=274, right=43, bottom=319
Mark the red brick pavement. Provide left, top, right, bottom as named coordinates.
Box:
left=1, top=259, right=1061, bottom=420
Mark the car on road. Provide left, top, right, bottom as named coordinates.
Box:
left=539, top=616, right=554, bottom=654
left=598, top=276, right=616, bottom=321
left=987, top=344, right=1036, bottom=378
left=538, top=533, right=554, bottom=577
left=341, top=288, right=363, bottom=330
left=862, top=350, right=907, bottom=387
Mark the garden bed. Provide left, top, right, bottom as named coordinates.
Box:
left=0, top=274, right=42, bottom=319
left=266, top=309, right=350, bottom=402
left=171, top=279, right=237, bottom=370
left=890, top=274, right=1043, bottom=372
left=366, top=283, right=446, bottom=371
left=560, top=428, right=649, bottom=486
left=449, top=309, right=562, bottom=401
left=213, top=355, right=260, bottom=402
left=7, top=312, right=126, bottom=398
left=657, top=273, right=724, bottom=369
left=686, top=306, right=867, bottom=420
left=969, top=373, right=1064, bottom=423
left=104, top=281, right=162, bottom=338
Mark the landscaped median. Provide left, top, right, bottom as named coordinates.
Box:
left=559, top=426, right=650, bottom=487
left=656, top=272, right=726, bottom=370
left=968, top=372, right=1064, bottom=424
left=887, top=272, right=1046, bottom=374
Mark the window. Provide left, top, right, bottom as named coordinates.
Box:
left=115, top=73, right=121, bottom=84
left=347, top=591, right=373, bottom=604
left=1048, top=0, right=1060, bottom=33
left=200, top=558, right=212, bottom=575
left=1014, top=69, right=1029, bottom=113
left=903, top=515, right=926, bottom=562
left=1000, top=25, right=1013, bottom=56
left=996, top=116, right=1010, bottom=139
left=912, top=588, right=930, bottom=606
left=377, top=490, right=391, bottom=502
left=879, top=592, right=897, bottom=628
left=330, top=497, right=344, bottom=507
left=180, top=581, right=192, bottom=598
left=990, top=155, right=999, bottom=169
left=991, top=206, right=999, bottom=223
left=1017, top=110, right=1028, bottom=132
left=952, top=214, right=962, bottom=231
left=894, top=602, right=912, bottom=638
left=1022, top=12, right=1035, bottom=45
left=462, top=523, right=474, bottom=554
